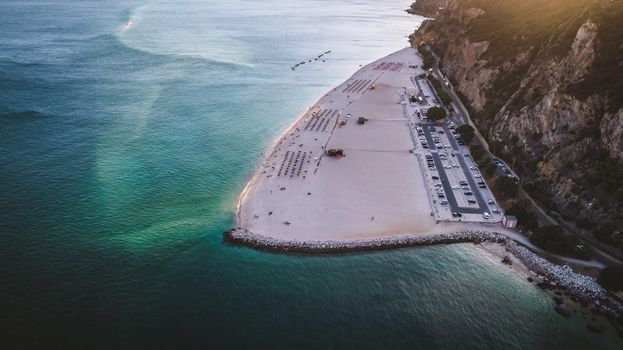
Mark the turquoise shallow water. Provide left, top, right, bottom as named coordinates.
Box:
left=0, top=1, right=621, bottom=348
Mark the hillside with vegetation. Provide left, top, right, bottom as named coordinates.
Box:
left=410, top=0, right=623, bottom=256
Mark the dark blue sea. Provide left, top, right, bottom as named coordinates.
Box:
left=0, top=0, right=621, bottom=348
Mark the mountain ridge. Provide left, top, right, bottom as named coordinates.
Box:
left=410, top=0, right=623, bottom=253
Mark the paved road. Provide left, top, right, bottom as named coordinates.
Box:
left=493, top=227, right=606, bottom=268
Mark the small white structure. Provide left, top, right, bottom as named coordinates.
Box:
left=503, top=215, right=518, bottom=229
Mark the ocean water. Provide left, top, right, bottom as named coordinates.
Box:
left=0, top=0, right=621, bottom=348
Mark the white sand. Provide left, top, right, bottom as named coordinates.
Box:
left=238, top=48, right=463, bottom=241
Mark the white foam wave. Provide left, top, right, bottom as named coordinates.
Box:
left=113, top=4, right=254, bottom=68
left=116, top=6, right=142, bottom=34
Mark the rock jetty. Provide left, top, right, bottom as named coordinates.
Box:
left=224, top=227, right=623, bottom=318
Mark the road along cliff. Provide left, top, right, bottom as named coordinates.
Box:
left=409, top=0, right=623, bottom=254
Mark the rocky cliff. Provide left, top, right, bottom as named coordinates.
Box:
left=411, top=0, right=623, bottom=251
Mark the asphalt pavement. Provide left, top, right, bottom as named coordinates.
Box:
left=422, top=123, right=487, bottom=215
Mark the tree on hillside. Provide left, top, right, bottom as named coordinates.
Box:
left=418, top=44, right=434, bottom=70
left=469, top=144, right=485, bottom=162
left=598, top=265, right=623, bottom=291
left=530, top=225, right=591, bottom=260
left=456, top=124, right=474, bottom=134
left=496, top=176, right=519, bottom=197
left=456, top=124, right=475, bottom=144
left=429, top=78, right=452, bottom=106
left=427, top=106, right=447, bottom=120
left=505, top=201, right=539, bottom=230
left=484, top=162, right=497, bottom=176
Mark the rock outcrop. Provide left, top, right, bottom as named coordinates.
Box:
left=410, top=0, right=623, bottom=252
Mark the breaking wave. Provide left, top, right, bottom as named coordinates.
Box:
left=113, top=4, right=253, bottom=68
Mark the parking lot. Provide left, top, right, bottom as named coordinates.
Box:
left=408, top=117, right=503, bottom=223
left=404, top=73, right=503, bottom=223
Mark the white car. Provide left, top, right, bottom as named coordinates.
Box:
left=474, top=174, right=481, bottom=178
left=469, top=166, right=477, bottom=170
left=483, top=212, right=490, bottom=220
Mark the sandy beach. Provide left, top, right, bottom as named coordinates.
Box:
left=232, top=47, right=623, bottom=319
left=238, top=48, right=466, bottom=241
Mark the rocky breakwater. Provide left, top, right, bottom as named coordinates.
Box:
left=224, top=227, right=623, bottom=318
left=224, top=228, right=504, bottom=254
left=503, top=239, right=623, bottom=318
